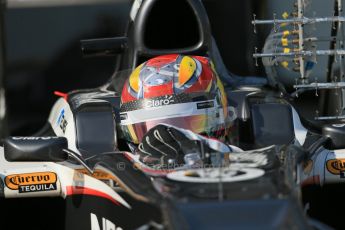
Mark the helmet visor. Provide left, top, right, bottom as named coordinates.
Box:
left=120, top=98, right=226, bottom=144
left=122, top=114, right=223, bottom=144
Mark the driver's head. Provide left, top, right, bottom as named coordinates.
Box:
left=120, top=54, right=232, bottom=144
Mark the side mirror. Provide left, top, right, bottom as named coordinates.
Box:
left=4, top=137, right=68, bottom=162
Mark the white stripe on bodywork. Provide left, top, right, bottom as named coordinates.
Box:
left=291, top=106, right=308, bottom=146
left=0, top=88, right=5, bottom=119
left=130, top=0, right=142, bottom=21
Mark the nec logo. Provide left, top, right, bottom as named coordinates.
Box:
left=144, top=95, right=174, bottom=108
left=91, top=213, right=122, bottom=230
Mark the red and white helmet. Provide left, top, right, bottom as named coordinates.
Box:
left=120, top=54, right=232, bottom=144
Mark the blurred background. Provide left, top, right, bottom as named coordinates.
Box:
left=0, top=0, right=335, bottom=135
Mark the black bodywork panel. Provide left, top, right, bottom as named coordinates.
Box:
left=67, top=89, right=121, bottom=156
left=168, top=199, right=308, bottom=230
left=85, top=147, right=311, bottom=229
left=75, top=102, right=116, bottom=155
left=227, top=88, right=296, bottom=150
left=4, top=136, right=68, bottom=162
left=250, top=102, right=294, bottom=147
left=322, top=124, right=345, bottom=149
left=0, top=194, right=161, bottom=230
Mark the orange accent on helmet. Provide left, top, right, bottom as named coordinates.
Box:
left=178, top=56, right=197, bottom=87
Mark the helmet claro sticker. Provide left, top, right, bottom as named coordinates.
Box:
left=5, top=172, right=57, bottom=193
left=144, top=95, right=174, bottom=108
left=326, top=159, right=345, bottom=175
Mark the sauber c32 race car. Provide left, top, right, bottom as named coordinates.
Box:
left=0, top=81, right=318, bottom=230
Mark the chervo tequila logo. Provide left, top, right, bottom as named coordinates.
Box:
left=5, top=172, right=57, bottom=193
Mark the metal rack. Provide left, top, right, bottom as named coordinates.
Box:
left=253, top=0, right=345, bottom=120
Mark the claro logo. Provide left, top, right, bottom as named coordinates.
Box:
left=144, top=95, right=174, bottom=108
left=5, top=172, right=57, bottom=193
left=326, top=159, right=345, bottom=175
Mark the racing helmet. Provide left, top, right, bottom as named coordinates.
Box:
left=120, top=54, right=232, bottom=144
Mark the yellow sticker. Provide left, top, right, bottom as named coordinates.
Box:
left=281, top=38, right=289, bottom=46
left=283, top=48, right=291, bottom=53
left=283, top=30, right=290, bottom=37
left=280, top=61, right=289, bottom=68
left=282, top=12, right=289, bottom=19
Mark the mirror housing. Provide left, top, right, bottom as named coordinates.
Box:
left=4, top=136, right=68, bottom=162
